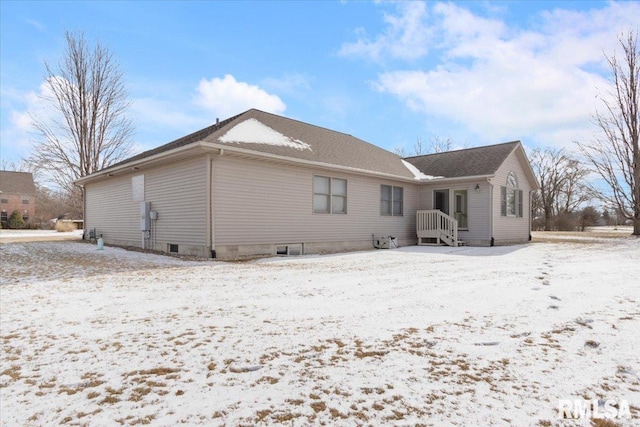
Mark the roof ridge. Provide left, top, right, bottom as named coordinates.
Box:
left=403, top=140, right=520, bottom=160
left=248, top=108, right=361, bottom=140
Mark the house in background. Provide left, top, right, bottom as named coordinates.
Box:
left=0, top=171, right=37, bottom=228
left=76, top=109, right=538, bottom=259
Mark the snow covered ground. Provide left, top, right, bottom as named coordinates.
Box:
left=1, top=237, right=639, bottom=426
left=0, top=229, right=84, bottom=243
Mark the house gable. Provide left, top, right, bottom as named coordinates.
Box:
left=402, top=141, right=521, bottom=179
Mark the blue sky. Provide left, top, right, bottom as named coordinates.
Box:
left=1, top=1, right=639, bottom=175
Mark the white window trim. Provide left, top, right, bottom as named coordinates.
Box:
left=381, top=185, right=403, bottom=216
left=313, top=176, right=347, bottom=214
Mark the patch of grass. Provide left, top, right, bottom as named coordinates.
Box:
left=0, top=365, right=21, bottom=381
left=145, top=380, right=166, bottom=388
left=124, top=367, right=179, bottom=378
left=55, top=221, right=76, bottom=232
left=255, top=409, right=272, bottom=422
left=105, top=386, right=123, bottom=395
left=329, top=407, right=348, bottom=418
left=129, top=415, right=156, bottom=425
left=355, top=349, right=388, bottom=358
left=129, top=387, right=152, bottom=402
left=591, top=419, right=623, bottom=427
left=310, top=401, right=326, bottom=413
left=255, top=376, right=279, bottom=385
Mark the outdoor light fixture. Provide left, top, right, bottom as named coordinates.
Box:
left=475, top=184, right=481, bottom=192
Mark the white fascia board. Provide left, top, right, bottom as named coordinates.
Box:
left=421, top=174, right=494, bottom=184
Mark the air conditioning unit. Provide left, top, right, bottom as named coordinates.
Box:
left=373, top=235, right=397, bottom=249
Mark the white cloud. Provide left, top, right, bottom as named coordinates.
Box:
left=339, top=1, right=432, bottom=61
left=262, top=73, right=311, bottom=95
left=347, top=1, right=640, bottom=149
left=194, top=74, right=286, bottom=119
left=0, top=81, right=53, bottom=157
left=25, top=19, right=46, bottom=32
left=130, top=97, right=205, bottom=132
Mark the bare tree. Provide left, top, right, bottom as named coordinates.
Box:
left=427, top=136, right=454, bottom=153
left=1, top=159, right=33, bottom=174
left=577, top=30, right=639, bottom=235
left=529, top=147, right=594, bottom=230
left=28, top=31, right=135, bottom=211
left=395, top=136, right=458, bottom=157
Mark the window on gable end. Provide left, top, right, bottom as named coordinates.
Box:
left=501, top=172, right=522, bottom=217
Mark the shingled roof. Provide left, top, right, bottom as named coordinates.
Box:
left=403, top=141, right=521, bottom=178
left=0, top=171, right=36, bottom=195
left=97, top=109, right=415, bottom=179
left=105, top=112, right=243, bottom=171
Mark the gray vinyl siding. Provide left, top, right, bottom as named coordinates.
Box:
left=492, top=150, right=533, bottom=243
left=84, top=157, right=208, bottom=254
left=418, top=181, right=492, bottom=244
left=85, top=176, right=139, bottom=244
left=212, top=156, right=418, bottom=252
left=461, top=181, right=492, bottom=243
left=145, top=158, right=208, bottom=249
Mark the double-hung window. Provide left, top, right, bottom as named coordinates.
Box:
left=501, top=172, right=523, bottom=217
left=313, top=176, right=347, bottom=214
left=381, top=185, right=403, bottom=216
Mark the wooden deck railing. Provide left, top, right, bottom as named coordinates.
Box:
left=416, top=210, right=458, bottom=247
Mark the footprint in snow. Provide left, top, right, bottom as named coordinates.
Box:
left=549, top=295, right=561, bottom=301
left=542, top=280, right=551, bottom=286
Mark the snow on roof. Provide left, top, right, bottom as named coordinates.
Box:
left=218, top=118, right=312, bottom=151
left=401, top=159, right=441, bottom=180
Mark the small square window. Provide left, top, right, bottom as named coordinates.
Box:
left=22, top=199, right=29, bottom=204
left=276, top=244, right=302, bottom=256
left=0, top=199, right=7, bottom=204
left=168, top=244, right=179, bottom=253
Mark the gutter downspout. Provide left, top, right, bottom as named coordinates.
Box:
left=489, top=180, right=494, bottom=246
left=206, top=153, right=214, bottom=258
left=80, top=184, right=86, bottom=239
left=529, top=190, right=533, bottom=241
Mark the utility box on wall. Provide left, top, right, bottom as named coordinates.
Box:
left=140, top=201, right=151, bottom=231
